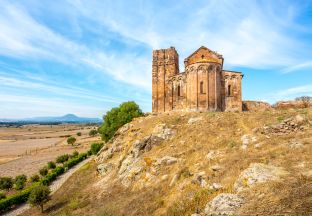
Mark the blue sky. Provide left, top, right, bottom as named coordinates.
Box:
left=0, top=0, right=312, bottom=118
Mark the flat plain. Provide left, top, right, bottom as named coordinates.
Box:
left=0, top=124, right=100, bottom=177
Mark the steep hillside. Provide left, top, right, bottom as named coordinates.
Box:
left=23, top=109, right=312, bottom=215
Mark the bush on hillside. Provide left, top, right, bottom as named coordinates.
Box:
left=0, top=183, right=39, bottom=213
left=89, top=129, right=98, bottom=137
left=47, top=161, right=56, bottom=169
left=39, top=167, right=48, bottom=177
left=14, top=175, right=27, bottom=190
left=0, top=177, right=13, bottom=190
left=40, top=166, right=64, bottom=186
left=63, top=153, right=88, bottom=170
left=76, top=132, right=82, bottom=136
left=90, top=142, right=104, bottom=155
left=99, top=101, right=143, bottom=142
left=67, top=136, right=76, bottom=146
left=30, top=174, right=40, bottom=183
left=56, top=154, right=69, bottom=164
left=71, top=150, right=79, bottom=158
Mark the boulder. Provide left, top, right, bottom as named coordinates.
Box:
left=97, top=163, right=114, bottom=175
left=152, top=124, right=175, bottom=140
left=192, top=171, right=207, bottom=188
left=97, top=147, right=114, bottom=163
left=209, top=183, right=223, bottom=190
left=206, top=150, right=224, bottom=160
left=234, top=163, right=289, bottom=192
left=294, top=114, right=305, bottom=125
left=204, top=193, right=244, bottom=216
left=157, top=156, right=178, bottom=166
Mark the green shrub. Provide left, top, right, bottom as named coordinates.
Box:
left=40, top=166, right=64, bottom=186
left=0, top=177, right=13, bottom=190
left=47, top=161, right=56, bottom=169
left=14, top=175, right=27, bottom=190
left=67, top=136, right=76, bottom=146
left=99, top=101, right=143, bottom=142
left=90, top=142, right=104, bottom=155
left=87, top=150, right=92, bottom=156
left=28, top=185, right=50, bottom=213
left=39, top=167, right=48, bottom=177
left=0, top=183, right=39, bottom=213
left=63, top=153, right=87, bottom=170
left=76, top=132, right=82, bottom=136
left=30, top=174, right=40, bottom=183
left=71, top=150, right=79, bottom=158
left=56, top=154, right=69, bottom=164
left=0, top=192, right=5, bottom=200
left=89, top=129, right=98, bottom=137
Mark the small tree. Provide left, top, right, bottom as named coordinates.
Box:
left=99, top=101, right=143, bottom=142
left=30, top=174, right=40, bottom=183
left=76, top=132, right=82, bottom=136
left=47, top=161, right=56, bottom=169
left=56, top=154, right=69, bottom=164
left=90, top=142, right=104, bottom=155
left=0, top=177, right=13, bottom=190
left=89, top=129, right=98, bottom=137
left=39, top=167, right=48, bottom=177
left=28, top=185, right=51, bottom=213
left=14, top=174, right=27, bottom=190
left=67, top=136, right=76, bottom=146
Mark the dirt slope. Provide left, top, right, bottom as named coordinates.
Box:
left=22, top=109, right=312, bottom=215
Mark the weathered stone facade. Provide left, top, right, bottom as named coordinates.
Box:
left=152, top=46, right=243, bottom=113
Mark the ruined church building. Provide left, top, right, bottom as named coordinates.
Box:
left=152, top=46, right=243, bottom=113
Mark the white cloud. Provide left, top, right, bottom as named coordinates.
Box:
left=265, top=85, right=312, bottom=103
left=67, top=0, right=311, bottom=69
left=0, top=74, right=121, bottom=103
left=281, top=61, right=312, bottom=73
left=0, top=1, right=151, bottom=89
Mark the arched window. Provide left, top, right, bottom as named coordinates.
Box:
left=178, top=85, right=181, bottom=97
left=228, top=85, right=232, bottom=96
left=200, top=81, right=204, bottom=94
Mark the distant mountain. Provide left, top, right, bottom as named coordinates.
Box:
left=0, top=114, right=102, bottom=124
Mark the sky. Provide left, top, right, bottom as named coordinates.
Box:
left=0, top=0, right=312, bottom=118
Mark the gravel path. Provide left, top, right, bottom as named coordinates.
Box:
left=3, top=157, right=94, bottom=216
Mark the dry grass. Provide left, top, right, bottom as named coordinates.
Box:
left=0, top=124, right=100, bottom=177
left=21, top=108, right=312, bottom=215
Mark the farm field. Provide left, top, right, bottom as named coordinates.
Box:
left=0, top=124, right=100, bottom=177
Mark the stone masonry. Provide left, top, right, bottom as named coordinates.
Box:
left=152, top=46, right=243, bottom=113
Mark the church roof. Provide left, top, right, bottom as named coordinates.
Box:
left=184, top=46, right=223, bottom=62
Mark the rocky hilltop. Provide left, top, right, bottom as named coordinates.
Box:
left=94, top=109, right=312, bottom=215
left=23, top=108, right=312, bottom=216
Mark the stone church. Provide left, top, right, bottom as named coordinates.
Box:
left=152, top=46, right=243, bottom=113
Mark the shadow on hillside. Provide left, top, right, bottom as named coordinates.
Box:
left=44, top=201, right=68, bottom=213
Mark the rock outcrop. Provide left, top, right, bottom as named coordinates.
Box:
left=260, top=115, right=306, bottom=135
left=242, top=101, right=271, bottom=112
left=204, top=193, right=244, bottom=216
left=234, top=163, right=289, bottom=193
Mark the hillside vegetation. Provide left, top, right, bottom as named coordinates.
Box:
left=23, top=108, right=312, bottom=215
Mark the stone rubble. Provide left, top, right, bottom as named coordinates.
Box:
left=204, top=193, right=244, bottom=216
left=260, top=115, right=306, bottom=135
